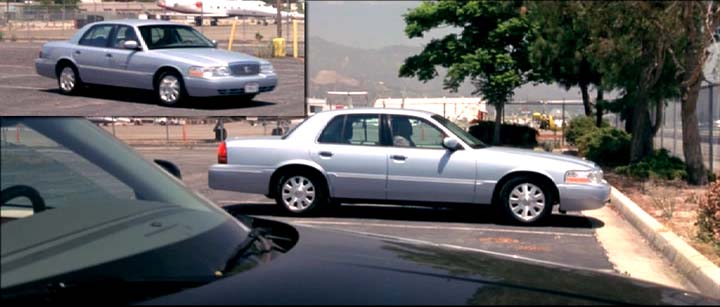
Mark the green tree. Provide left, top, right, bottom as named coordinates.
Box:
left=584, top=1, right=684, bottom=163
left=527, top=1, right=605, bottom=125
left=398, top=1, right=533, bottom=145
left=668, top=1, right=719, bottom=185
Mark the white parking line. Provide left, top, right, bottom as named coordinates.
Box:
left=0, top=64, right=33, bottom=68
left=0, top=84, right=45, bottom=90
left=0, top=74, right=39, bottom=80
left=303, top=225, right=614, bottom=273
left=290, top=220, right=594, bottom=237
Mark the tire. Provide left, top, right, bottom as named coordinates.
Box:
left=238, top=94, right=256, bottom=103
left=274, top=172, right=328, bottom=215
left=57, top=64, right=82, bottom=95
left=156, top=71, right=186, bottom=106
left=497, top=176, right=553, bottom=225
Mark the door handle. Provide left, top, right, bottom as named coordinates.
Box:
left=390, top=155, right=407, bottom=161
left=73, top=50, right=81, bottom=55
left=319, top=151, right=333, bottom=157
left=105, top=53, right=112, bottom=58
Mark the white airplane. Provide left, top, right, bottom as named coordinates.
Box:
left=156, top=0, right=304, bottom=20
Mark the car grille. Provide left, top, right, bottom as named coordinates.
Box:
left=229, top=63, right=260, bottom=76
left=217, top=86, right=275, bottom=95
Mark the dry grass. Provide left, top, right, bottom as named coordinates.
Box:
left=605, top=172, right=720, bottom=266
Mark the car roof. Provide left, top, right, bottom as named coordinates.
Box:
left=317, top=108, right=439, bottom=118
left=88, top=19, right=188, bottom=27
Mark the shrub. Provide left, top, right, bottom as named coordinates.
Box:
left=0, top=31, right=4, bottom=41
left=696, top=179, right=720, bottom=252
left=614, top=149, right=687, bottom=180
left=565, top=116, right=609, bottom=145
left=576, top=127, right=631, bottom=167
left=255, top=32, right=263, bottom=42
left=468, top=121, right=538, bottom=148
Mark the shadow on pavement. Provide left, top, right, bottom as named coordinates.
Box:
left=223, top=203, right=605, bottom=229
left=41, top=86, right=275, bottom=110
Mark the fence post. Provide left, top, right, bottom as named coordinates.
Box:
left=673, top=101, right=677, bottom=155
left=710, top=84, right=714, bottom=172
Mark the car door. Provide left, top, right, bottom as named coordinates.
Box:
left=310, top=114, right=389, bottom=200
left=74, top=24, right=115, bottom=85
left=105, top=25, right=148, bottom=89
left=385, top=114, right=476, bottom=204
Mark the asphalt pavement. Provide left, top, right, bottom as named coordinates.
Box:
left=0, top=42, right=305, bottom=116
left=134, top=145, right=616, bottom=273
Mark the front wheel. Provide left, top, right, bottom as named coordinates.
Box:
left=497, top=177, right=553, bottom=225
left=156, top=71, right=186, bottom=106
left=275, top=173, right=327, bottom=215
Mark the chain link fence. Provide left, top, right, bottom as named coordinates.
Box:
left=652, top=83, right=720, bottom=173
left=94, top=117, right=298, bottom=146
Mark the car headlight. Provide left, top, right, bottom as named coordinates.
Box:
left=188, top=66, right=231, bottom=78
left=565, top=169, right=603, bottom=184
left=260, top=63, right=274, bottom=74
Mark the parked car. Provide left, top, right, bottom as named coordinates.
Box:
left=1, top=117, right=717, bottom=305
left=209, top=108, right=611, bottom=225
left=35, top=19, right=277, bottom=106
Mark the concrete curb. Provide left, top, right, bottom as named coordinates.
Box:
left=610, top=187, right=720, bottom=298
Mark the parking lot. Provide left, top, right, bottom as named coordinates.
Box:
left=0, top=42, right=305, bottom=116
left=132, top=143, right=616, bottom=272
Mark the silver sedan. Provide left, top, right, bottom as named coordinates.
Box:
left=209, top=108, right=610, bottom=224
left=35, top=19, right=277, bottom=106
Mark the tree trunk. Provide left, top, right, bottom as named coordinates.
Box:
left=681, top=79, right=708, bottom=185
left=629, top=97, right=654, bottom=162
left=493, top=103, right=503, bottom=145
left=595, top=87, right=604, bottom=127
left=651, top=98, right=663, bottom=136
left=579, top=81, right=592, bottom=116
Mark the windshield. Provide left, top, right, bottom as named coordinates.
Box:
left=138, top=25, right=214, bottom=50
left=1, top=118, right=249, bottom=291
left=431, top=115, right=488, bottom=149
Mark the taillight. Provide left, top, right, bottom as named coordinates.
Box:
left=218, top=141, right=227, bottom=164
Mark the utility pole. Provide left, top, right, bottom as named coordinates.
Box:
left=275, top=0, right=282, bottom=38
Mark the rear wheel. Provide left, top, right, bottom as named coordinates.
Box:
left=497, top=176, right=553, bottom=225
left=57, top=64, right=82, bottom=95
left=275, top=173, right=327, bottom=215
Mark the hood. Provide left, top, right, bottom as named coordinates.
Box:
left=145, top=221, right=716, bottom=305
left=150, top=48, right=266, bottom=66
left=482, top=146, right=598, bottom=170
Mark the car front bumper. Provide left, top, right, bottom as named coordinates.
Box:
left=184, top=73, right=278, bottom=97
left=556, top=181, right=611, bottom=211
left=35, top=58, right=56, bottom=79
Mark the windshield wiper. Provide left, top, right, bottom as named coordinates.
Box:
left=221, top=227, right=278, bottom=273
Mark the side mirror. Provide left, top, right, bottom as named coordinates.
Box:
left=123, top=40, right=140, bottom=50
left=442, top=137, right=461, bottom=151
left=154, top=159, right=182, bottom=180
left=212, top=40, right=218, bottom=48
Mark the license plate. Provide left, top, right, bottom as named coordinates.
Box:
left=245, top=83, right=259, bottom=93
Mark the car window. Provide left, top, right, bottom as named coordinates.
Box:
left=318, top=114, right=381, bottom=146
left=388, top=115, right=446, bottom=149
left=78, top=24, right=114, bottom=47
left=111, top=25, right=139, bottom=49
left=1, top=124, right=136, bottom=223
left=138, top=25, right=214, bottom=49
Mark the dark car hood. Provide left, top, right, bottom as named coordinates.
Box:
left=144, top=223, right=716, bottom=305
